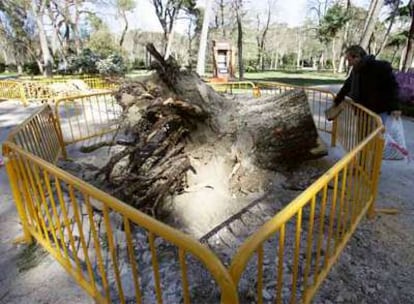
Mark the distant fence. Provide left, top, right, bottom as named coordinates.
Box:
left=0, top=77, right=116, bottom=105
left=0, top=80, right=23, bottom=100
left=3, top=84, right=384, bottom=303
left=208, top=81, right=260, bottom=97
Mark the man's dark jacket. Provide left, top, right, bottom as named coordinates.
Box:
left=335, top=55, right=400, bottom=114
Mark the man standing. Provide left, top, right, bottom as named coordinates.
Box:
left=334, top=45, right=401, bottom=123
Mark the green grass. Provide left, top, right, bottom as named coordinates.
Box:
left=244, top=70, right=346, bottom=87
left=126, top=69, right=346, bottom=87
left=126, top=70, right=152, bottom=78
left=0, top=72, right=18, bottom=79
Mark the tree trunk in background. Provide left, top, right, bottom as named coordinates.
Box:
left=332, top=38, right=337, bottom=73
left=1, top=50, right=9, bottom=66
left=165, top=25, right=175, bottom=59
left=296, top=35, right=302, bottom=68
left=338, top=56, right=346, bottom=73
left=219, top=0, right=226, bottom=38
left=399, top=46, right=407, bottom=71
left=338, top=0, right=351, bottom=73
left=119, top=10, right=129, bottom=47
left=319, top=52, right=325, bottom=70
left=236, top=8, right=244, bottom=79
left=196, top=0, right=213, bottom=76
left=275, top=52, right=279, bottom=69
left=31, top=1, right=53, bottom=77
left=360, top=0, right=384, bottom=50
left=256, top=1, right=272, bottom=72
left=376, top=1, right=400, bottom=57
left=73, top=1, right=82, bottom=54
left=402, top=1, right=414, bottom=72
left=36, top=59, right=44, bottom=75
left=390, top=46, right=399, bottom=66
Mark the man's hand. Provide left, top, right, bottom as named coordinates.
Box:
left=391, top=110, right=402, bottom=118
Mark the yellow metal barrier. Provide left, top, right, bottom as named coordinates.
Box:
left=0, top=80, right=23, bottom=100
left=0, top=77, right=116, bottom=106
left=2, top=84, right=385, bottom=303
left=208, top=81, right=260, bottom=97
left=54, top=92, right=122, bottom=145
left=5, top=105, right=64, bottom=163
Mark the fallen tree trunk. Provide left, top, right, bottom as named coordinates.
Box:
left=95, top=44, right=326, bottom=216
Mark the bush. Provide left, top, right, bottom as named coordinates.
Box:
left=96, top=54, right=126, bottom=76
left=131, top=58, right=146, bottom=70
left=6, top=64, right=17, bottom=72
left=245, top=65, right=257, bottom=73
left=23, top=62, right=41, bottom=75
left=0, top=62, right=5, bottom=73
left=395, top=71, right=414, bottom=105
left=66, top=48, right=101, bottom=74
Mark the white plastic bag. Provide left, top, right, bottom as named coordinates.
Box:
left=383, top=116, right=409, bottom=160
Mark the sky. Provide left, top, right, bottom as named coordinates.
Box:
left=101, top=0, right=370, bottom=35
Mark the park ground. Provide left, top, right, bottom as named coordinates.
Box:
left=0, top=75, right=413, bottom=303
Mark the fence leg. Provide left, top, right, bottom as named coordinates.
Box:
left=3, top=154, right=33, bottom=244
left=51, top=111, right=67, bottom=160
left=19, top=84, right=28, bottom=107
left=368, top=135, right=384, bottom=219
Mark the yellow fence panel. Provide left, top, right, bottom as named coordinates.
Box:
left=208, top=81, right=260, bottom=97
left=5, top=104, right=64, bottom=163
left=0, top=77, right=116, bottom=105
left=55, top=92, right=122, bottom=145
left=82, top=77, right=118, bottom=90
left=0, top=80, right=23, bottom=100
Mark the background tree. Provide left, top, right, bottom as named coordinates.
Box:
left=317, top=2, right=350, bottom=72
left=196, top=0, right=213, bottom=76
left=116, top=0, right=136, bottom=47
left=233, top=0, right=244, bottom=79
left=151, top=0, right=197, bottom=58
left=360, top=0, right=385, bottom=50
left=376, top=0, right=402, bottom=56
left=254, top=0, right=277, bottom=71
left=402, top=0, right=414, bottom=71
left=30, top=0, right=54, bottom=76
